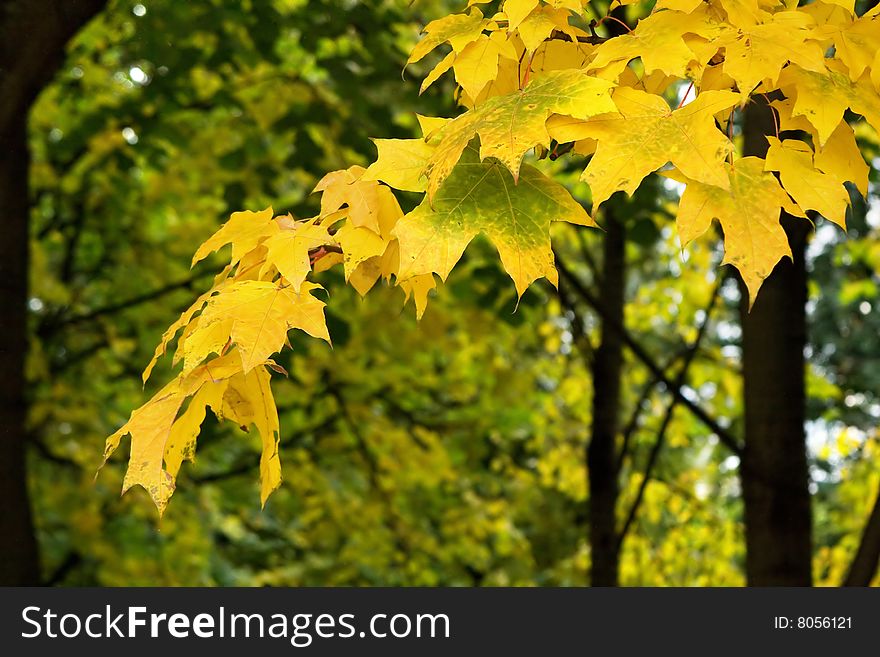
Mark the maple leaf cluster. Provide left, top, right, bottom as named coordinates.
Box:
left=104, top=0, right=879, bottom=512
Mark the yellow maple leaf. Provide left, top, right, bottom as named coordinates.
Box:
left=191, top=207, right=278, bottom=267
left=399, top=273, right=438, bottom=320
left=715, top=11, right=827, bottom=94
left=655, top=0, right=704, bottom=11
left=530, top=40, right=594, bottom=77
left=716, top=0, right=774, bottom=27
left=814, top=120, right=870, bottom=196
left=504, top=0, right=539, bottom=30
left=462, top=45, right=523, bottom=107
left=314, top=166, right=403, bottom=237
left=362, top=138, right=436, bottom=192
left=260, top=218, right=333, bottom=292
left=103, top=352, right=244, bottom=515
left=452, top=32, right=519, bottom=101
left=765, top=137, right=850, bottom=230
left=424, top=68, right=616, bottom=200
left=579, top=87, right=740, bottom=209
left=588, top=8, right=724, bottom=78
left=141, top=285, right=221, bottom=383
left=182, top=280, right=330, bottom=374
left=163, top=385, right=219, bottom=480
left=419, top=50, right=455, bottom=94
left=516, top=5, right=581, bottom=53
left=416, top=114, right=452, bottom=138
left=672, top=156, right=807, bottom=305
left=334, top=223, right=388, bottom=279
left=346, top=239, right=400, bottom=297
left=108, top=354, right=285, bottom=513
left=212, top=368, right=282, bottom=506
left=407, top=8, right=489, bottom=65
left=777, top=63, right=880, bottom=145
left=808, top=1, right=880, bottom=81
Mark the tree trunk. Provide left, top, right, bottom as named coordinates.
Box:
left=843, top=486, right=880, bottom=586
left=588, top=206, right=625, bottom=586
left=738, top=101, right=813, bottom=586
left=0, top=0, right=108, bottom=585
left=0, top=112, right=40, bottom=586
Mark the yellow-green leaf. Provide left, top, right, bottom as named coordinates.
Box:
left=395, top=145, right=596, bottom=298
left=425, top=68, right=616, bottom=200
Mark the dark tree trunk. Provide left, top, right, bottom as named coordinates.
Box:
left=584, top=4, right=632, bottom=590
left=588, top=206, right=625, bottom=587
left=844, top=487, right=880, bottom=586
left=0, top=112, right=39, bottom=586
left=0, top=0, right=107, bottom=585
left=738, top=101, right=813, bottom=586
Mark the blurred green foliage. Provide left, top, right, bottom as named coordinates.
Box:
left=25, top=0, right=880, bottom=585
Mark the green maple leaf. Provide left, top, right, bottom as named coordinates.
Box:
left=395, top=145, right=595, bottom=298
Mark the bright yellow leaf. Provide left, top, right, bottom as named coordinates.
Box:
left=504, top=0, right=540, bottom=30
left=809, top=1, right=880, bottom=81
left=363, top=138, right=436, bottom=192
left=419, top=50, right=456, bottom=94
left=408, top=9, right=489, bottom=64
left=399, top=273, right=438, bottom=319
left=314, top=166, right=403, bottom=237
left=182, top=280, right=330, bottom=374
left=765, top=137, right=850, bottom=229
left=334, top=223, right=388, bottom=279
left=191, top=208, right=278, bottom=267
left=260, top=218, right=332, bottom=291
left=580, top=88, right=740, bottom=209
left=588, top=8, right=724, bottom=78
left=453, top=32, right=519, bottom=101
left=103, top=352, right=243, bottom=515
left=814, top=120, right=870, bottom=196
left=673, top=156, right=807, bottom=305
left=716, top=11, right=827, bottom=94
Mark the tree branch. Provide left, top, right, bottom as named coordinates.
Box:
left=555, top=252, right=742, bottom=456
left=189, top=415, right=337, bottom=484
left=616, top=283, right=721, bottom=546
left=39, top=269, right=217, bottom=336
left=327, top=385, right=413, bottom=560
left=616, top=350, right=683, bottom=474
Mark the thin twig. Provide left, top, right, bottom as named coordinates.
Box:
left=555, top=253, right=742, bottom=455
left=39, top=269, right=218, bottom=336
left=616, top=282, right=721, bottom=545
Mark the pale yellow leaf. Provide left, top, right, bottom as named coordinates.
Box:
left=765, top=137, right=849, bottom=229
left=363, top=138, right=436, bottom=192
left=192, top=208, right=278, bottom=267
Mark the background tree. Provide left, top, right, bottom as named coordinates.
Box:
left=2, top=0, right=879, bottom=587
